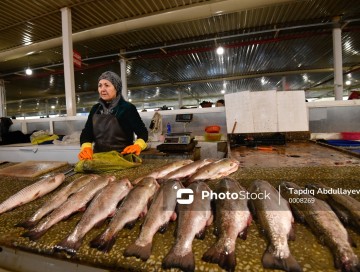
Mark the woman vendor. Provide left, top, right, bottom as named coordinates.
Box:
left=78, top=71, right=148, bottom=160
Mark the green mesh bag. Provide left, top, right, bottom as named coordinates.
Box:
left=74, top=150, right=142, bottom=173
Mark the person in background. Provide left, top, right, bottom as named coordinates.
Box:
left=348, top=91, right=360, bottom=100
left=78, top=71, right=148, bottom=160
left=215, top=99, right=225, bottom=107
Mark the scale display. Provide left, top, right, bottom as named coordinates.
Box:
left=163, top=135, right=192, bottom=144
left=175, top=114, right=193, bottom=122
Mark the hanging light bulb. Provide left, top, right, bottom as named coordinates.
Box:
left=216, top=46, right=224, bottom=55
left=25, top=67, right=33, bottom=75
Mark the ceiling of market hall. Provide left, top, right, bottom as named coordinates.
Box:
left=0, top=0, right=360, bottom=116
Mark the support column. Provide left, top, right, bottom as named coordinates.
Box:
left=281, top=76, right=287, bottom=91
left=0, top=80, right=6, bottom=117
left=61, top=7, right=77, bottom=116
left=333, top=16, right=343, bottom=100
left=120, top=50, right=128, bottom=101
left=178, top=89, right=183, bottom=109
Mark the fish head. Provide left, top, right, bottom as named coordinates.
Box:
left=188, top=181, right=211, bottom=194
left=120, top=178, right=133, bottom=189
left=138, top=176, right=160, bottom=190
left=228, top=158, right=240, bottom=169
left=105, top=175, right=116, bottom=182
left=305, top=182, right=328, bottom=191
left=217, top=158, right=240, bottom=173
left=55, top=173, right=66, bottom=182
left=248, top=179, right=272, bottom=193
left=278, top=181, right=300, bottom=198
left=215, top=177, right=240, bottom=191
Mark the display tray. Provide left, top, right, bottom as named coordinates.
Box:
left=0, top=150, right=359, bottom=272
left=0, top=161, right=68, bottom=178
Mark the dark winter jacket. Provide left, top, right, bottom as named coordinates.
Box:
left=80, top=98, right=148, bottom=146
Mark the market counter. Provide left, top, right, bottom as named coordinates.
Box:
left=0, top=142, right=359, bottom=272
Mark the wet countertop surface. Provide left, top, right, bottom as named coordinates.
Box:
left=0, top=141, right=359, bottom=272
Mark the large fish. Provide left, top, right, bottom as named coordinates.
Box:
left=162, top=181, right=213, bottom=272
left=17, top=174, right=99, bottom=228
left=124, top=180, right=182, bottom=261
left=90, top=177, right=159, bottom=252
left=0, top=173, right=66, bottom=215
left=306, top=182, right=360, bottom=232
left=54, top=178, right=132, bottom=255
left=280, top=181, right=360, bottom=272
left=160, top=159, right=214, bottom=181
left=185, top=158, right=239, bottom=185
left=132, top=160, right=193, bottom=184
left=248, top=180, right=302, bottom=272
left=202, top=177, right=252, bottom=272
left=22, top=175, right=114, bottom=241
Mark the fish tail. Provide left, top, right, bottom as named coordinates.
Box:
left=262, top=246, right=302, bottom=272
left=22, top=229, right=47, bottom=241
left=202, top=244, right=236, bottom=272
left=89, top=233, right=116, bottom=252
left=15, top=219, right=38, bottom=229
left=162, top=247, right=195, bottom=272
left=53, top=238, right=80, bottom=256
left=123, top=242, right=152, bottom=261
left=335, top=256, right=360, bottom=272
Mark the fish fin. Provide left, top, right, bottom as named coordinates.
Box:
left=138, top=206, right=148, bottom=218
left=123, top=242, right=152, bottom=261
left=94, top=218, right=107, bottom=228
left=213, top=226, right=219, bottom=236
left=202, top=245, right=236, bottom=272
left=195, top=228, right=206, bottom=240
left=169, top=211, right=177, bottom=221
left=53, top=238, right=81, bottom=256
left=334, top=256, right=360, bottom=272
left=158, top=222, right=169, bottom=234
left=22, top=229, right=47, bottom=241
left=348, top=235, right=357, bottom=248
left=89, top=234, right=116, bottom=253
left=288, top=225, right=296, bottom=241
left=290, top=206, right=306, bottom=223
left=15, top=219, right=38, bottom=229
left=329, top=202, right=349, bottom=225
left=262, top=246, right=302, bottom=272
left=162, top=248, right=195, bottom=272
left=206, top=214, right=213, bottom=226
left=248, top=200, right=257, bottom=219
left=124, top=219, right=137, bottom=229
left=239, top=226, right=248, bottom=240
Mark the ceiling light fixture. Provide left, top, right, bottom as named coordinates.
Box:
left=216, top=46, right=224, bottom=55
left=25, top=67, right=33, bottom=75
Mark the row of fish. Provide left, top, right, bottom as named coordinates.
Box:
left=0, top=159, right=240, bottom=261
left=1, top=159, right=359, bottom=272
left=132, top=157, right=240, bottom=186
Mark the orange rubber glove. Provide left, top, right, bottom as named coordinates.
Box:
left=121, top=139, right=147, bottom=156
left=78, top=143, right=93, bottom=160
left=121, top=144, right=141, bottom=155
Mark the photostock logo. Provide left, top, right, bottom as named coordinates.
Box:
left=176, top=187, right=194, bottom=204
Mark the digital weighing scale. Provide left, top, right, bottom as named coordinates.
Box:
left=157, top=114, right=196, bottom=152
left=163, top=114, right=193, bottom=145
left=163, top=133, right=192, bottom=145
